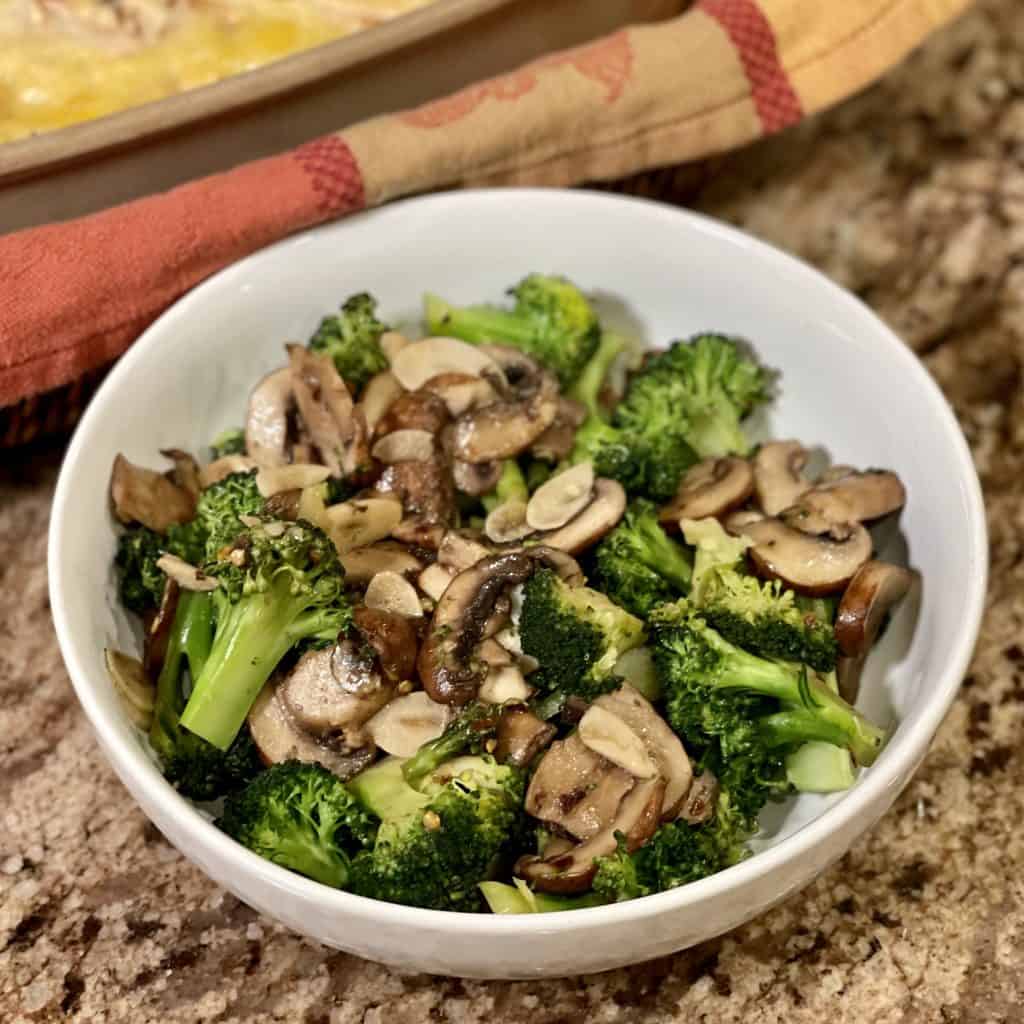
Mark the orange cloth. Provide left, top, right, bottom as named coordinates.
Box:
left=0, top=0, right=968, bottom=408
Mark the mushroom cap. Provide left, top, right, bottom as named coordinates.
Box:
left=245, top=366, right=293, bottom=468
left=352, top=604, right=419, bottom=684
left=110, top=453, right=196, bottom=532
left=660, top=456, right=755, bottom=525
left=834, top=560, right=917, bottom=658
left=743, top=517, right=873, bottom=595
left=781, top=470, right=906, bottom=533
left=287, top=345, right=357, bottom=477
left=374, top=390, right=450, bottom=438
left=494, top=708, right=556, bottom=769
left=753, top=440, right=811, bottom=516
left=539, top=478, right=627, bottom=554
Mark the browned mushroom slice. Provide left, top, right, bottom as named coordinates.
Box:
left=834, top=560, right=917, bottom=658
left=339, top=543, right=424, bottom=585
left=659, top=456, right=754, bottom=526
left=782, top=470, right=906, bottom=534
left=451, top=348, right=559, bottom=462
left=421, top=372, right=499, bottom=417
left=248, top=684, right=376, bottom=780
left=286, top=345, right=357, bottom=477
left=353, top=604, right=419, bottom=684
left=678, top=770, right=719, bottom=825
left=494, top=708, right=556, bottom=769
left=530, top=398, right=588, bottom=462
left=539, top=478, right=626, bottom=555
left=110, top=453, right=196, bottom=532
left=592, top=684, right=693, bottom=820
left=391, top=518, right=447, bottom=551
left=753, top=441, right=810, bottom=516
left=246, top=367, right=293, bottom=468
left=374, top=390, right=450, bottom=438
left=377, top=458, right=455, bottom=530
left=516, top=778, right=665, bottom=894
left=525, top=733, right=635, bottom=841
left=144, top=579, right=179, bottom=677
left=453, top=459, right=504, bottom=497
left=743, top=518, right=873, bottom=595
left=160, top=448, right=202, bottom=503
left=836, top=654, right=866, bottom=705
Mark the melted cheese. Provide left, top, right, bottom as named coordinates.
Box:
left=0, top=0, right=432, bottom=143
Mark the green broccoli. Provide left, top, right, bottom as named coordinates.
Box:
left=148, top=590, right=262, bottom=800
left=594, top=500, right=693, bottom=616
left=192, top=470, right=265, bottom=558
left=479, top=878, right=605, bottom=914
left=179, top=518, right=352, bottom=751
left=309, top=292, right=389, bottom=392
left=650, top=602, right=885, bottom=770
left=348, top=756, right=525, bottom=912
left=519, top=569, right=645, bottom=702
left=402, top=702, right=502, bottom=789
left=115, top=526, right=169, bottom=615
left=481, top=460, right=529, bottom=514
left=209, top=427, right=247, bottom=460
left=682, top=517, right=752, bottom=602
left=218, top=761, right=377, bottom=888
left=424, top=274, right=600, bottom=389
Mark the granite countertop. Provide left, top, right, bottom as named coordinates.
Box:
left=3, top=0, right=1023, bottom=1019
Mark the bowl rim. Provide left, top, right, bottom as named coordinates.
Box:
left=48, top=187, right=988, bottom=936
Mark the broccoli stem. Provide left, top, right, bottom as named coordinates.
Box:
left=180, top=575, right=336, bottom=751
left=481, top=460, right=529, bottom=514
left=424, top=294, right=535, bottom=346
left=568, top=332, right=627, bottom=416
left=479, top=881, right=605, bottom=914
left=785, top=741, right=857, bottom=793
left=758, top=708, right=854, bottom=750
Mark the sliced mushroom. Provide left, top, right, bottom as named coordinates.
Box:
left=421, top=372, right=499, bottom=417
left=105, top=649, right=155, bottom=729
left=478, top=664, right=532, bottom=704
left=525, top=733, right=635, bottom=841
left=660, top=456, right=754, bottom=526
left=743, top=518, right=873, bottom=595
left=256, top=463, right=332, bottom=498
left=453, top=459, right=504, bottom=497
left=836, top=654, right=866, bottom=705
left=160, top=448, right=202, bottom=503
left=287, top=345, right=358, bottom=478
left=144, top=578, right=179, bottom=677
left=246, top=367, right=293, bottom=468
left=477, top=638, right=513, bottom=667
left=364, top=571, right=424, bottom=619
left=364, top=691, right=454, bottom=758
left=390, top=337, right=506, bottom=392
left=359, top=371, right=405, bottom=434
left=277, top=641, right=392, bottom=741
left=110, top=454, right=196, bottom=532
left=199, top=455, right=258, bottom=489
left=352, top=604, right=419, bottom=684
left=390, top=518, right=446, bottom=551
left=753, top=441, right=811, bottom=516
left=835, top=560, right=917, bottom=658
left=324, top=497, right=403, bottom=553
left=593, top=684, right=693, bottom=819
left=262, top=488, right=302, bottom=521
left=539, top=478, right=626, bottom=554
left=417, top=563, right=456, bottom=603
left=376, top=459, right=455, bottom=530
left=248, top=683, right=377, bottom=780
left=678, top=770, right=719, bottom=825
left=374, top=390, right=450, bottom=438
left=516, top=778, right=665, bottom=894
left=451, top=349, right=559, bottom=463
left=156, top=553, right=220, bottom=592
left=417, top=547, right=579, bottom=704
left=372, top=429, right=436, bottom=464
left=485, top=501, right=533, bottom=544
left=530, top=398, right=587, bottom=462
left=782, top=470, right=906, bottom=534
left=340, top=543, right=424, bottom=585
left=494, top=708, right=556, bottom=768
left=526, top=462, right=594, bottom=532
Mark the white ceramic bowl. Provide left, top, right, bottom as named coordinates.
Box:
left=49, top=189, right=987, bottom=979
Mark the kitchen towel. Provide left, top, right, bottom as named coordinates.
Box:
left=0, top=0, right=969, bottom=415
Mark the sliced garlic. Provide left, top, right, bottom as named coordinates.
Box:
left=325, top=497, right=403, bottom=553
left=485, top=500, right=533, bottom=544
left=379, top=331, right=411, bottom=362
left=578, top=705, right=658, bottom=779
left=256, top=463, right=331, bottom=498
left=156, top=553, right=219, bottom=592
left=417, top=563, right=455, bottom=602
left=104, top=649, right=155, bottom=730
left=390, top=337, right=506, bottom=392
left=365, top=691, right=453, bottom=758
left=526, top=461, right=594, bottom=531
left=340, top=544, right=423, bottom=584
left=199, top=454, right=257, bottom=489
left=479, top=665, right=532, bottom=704
left=359, top=371, right=405, bottom=433
left=364, top=571, right=424, bottom=618
left=371, top=429, right=435, bottom=464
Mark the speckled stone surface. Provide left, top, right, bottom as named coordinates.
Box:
left=3, top=2, right=1024, bottom=1019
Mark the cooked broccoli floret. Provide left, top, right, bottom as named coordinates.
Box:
left=218, top=761, right=376, bottom=888
left=193, top=470, right=265, bottom=559
left=148, top=591, right=262, bottom=800
left=209, top=427, right=247, bottom=460
left=115, top=526, right=169, bottom=615
left=402, top=702, right=502, bottom=789
left=519, top=569, right=645, bottom=702
left=480, top=878, right=605, bottom=914
left=348, top=756, right=525, bottom=912
left=682, top=517, right=751, bottom=602
left=309, top=292, right=389, bottom=392
left=424, top=274, right=600, bottom=388
left=179, top=518, right=352, bottom=751
left=594, top=500, right=693, bottom=616
left=572, top=335, right=769, bottom=502
left=650, top=601, right=885, bottom=770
